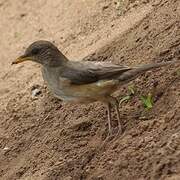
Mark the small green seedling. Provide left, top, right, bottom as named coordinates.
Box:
left=119, top=85, right=135, bottom=104
left=119, top=95, right=131, bottom=104
left=14, top=32, right=20, bottom=38
left=140, top=93, right=153, bottom=110
left=128, top=85, right=135, bottom=95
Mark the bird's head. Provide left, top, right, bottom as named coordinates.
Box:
left=12, top=40, right=67, bottom=67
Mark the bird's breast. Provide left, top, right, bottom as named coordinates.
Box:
left=41, top=67, right=73, bottom=100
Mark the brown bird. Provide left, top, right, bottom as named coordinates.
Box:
left=12, top=40, right=179, bottom=135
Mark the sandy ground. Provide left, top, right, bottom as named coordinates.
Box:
left=0, top=0, right=180, bottom=179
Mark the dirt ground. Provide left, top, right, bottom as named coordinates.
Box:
left=0, top=0, right=180, bottom=179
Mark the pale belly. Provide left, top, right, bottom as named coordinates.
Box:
left=53, top=92, right=97, bottom=104
left=51, top=80, right=119, bottom=104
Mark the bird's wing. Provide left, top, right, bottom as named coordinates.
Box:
left=60, top=61, right=131, bottom=85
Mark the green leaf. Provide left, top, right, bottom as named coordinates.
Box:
left=14, top=32, right=20, bottom=38
left=120, top=95, right=131, bottom=104
left=140, top=93, right=153, bottom=109
left=128, top=85, right=135, bottom=95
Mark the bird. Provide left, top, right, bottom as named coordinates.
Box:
left=12, top=40, right=179, bottom=136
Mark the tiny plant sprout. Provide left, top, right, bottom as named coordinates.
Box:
left=140, top=93, right=153, bottom=110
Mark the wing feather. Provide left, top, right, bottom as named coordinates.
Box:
left=60, top=61, right=131, bottom=85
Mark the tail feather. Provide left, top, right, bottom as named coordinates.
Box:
left=118, top=60, right=179, bottom=83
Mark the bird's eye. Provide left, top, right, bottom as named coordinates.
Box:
left=31, top=48, right=40, bottom=55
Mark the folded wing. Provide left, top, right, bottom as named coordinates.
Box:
left=60, top=60, right=131, bottom=85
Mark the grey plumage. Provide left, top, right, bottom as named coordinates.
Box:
left=59, top=60, right=178, bottom=85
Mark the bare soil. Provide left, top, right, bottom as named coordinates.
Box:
left=0, top=0, right=180, bottom=179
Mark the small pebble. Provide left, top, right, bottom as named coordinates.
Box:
left=31, top=85, right=42, bottom=98
left=3, top=147, right=9, bottom=151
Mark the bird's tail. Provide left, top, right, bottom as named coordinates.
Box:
left=118, top=60, right=179, bottom=83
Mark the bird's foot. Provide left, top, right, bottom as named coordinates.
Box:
left=104, top=133, right=114, bottom=142
left=117, top=126, right=123, bottom=136
left=112, top=126, right=123, bottom=136
left=104, top=127, right=123, bottom=142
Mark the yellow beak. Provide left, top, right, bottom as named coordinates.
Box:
left=12, top=56, right=33, bottom=65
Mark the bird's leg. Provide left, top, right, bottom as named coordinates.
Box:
left=107, top=102, right=112, bottom=136
left=114, top=98, right=122, bottom=134
left=107, top=96, right=122, bottom=135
